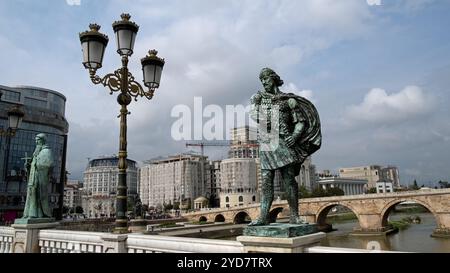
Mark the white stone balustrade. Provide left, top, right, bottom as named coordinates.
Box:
left=305, top=246, right=403, bottom=253
left=0, top=227, right=14, bottom=253
left=126, top=234, right=244, bottom=253
left=0, top=224, right=398, bottom=253
left=38, top=230, right=106, bottom=253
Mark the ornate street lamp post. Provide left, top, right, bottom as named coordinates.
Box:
left=79, top=14, right=165, bottom=233
left=0, top=105, right=25, bottom=137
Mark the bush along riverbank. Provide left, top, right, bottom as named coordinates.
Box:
left=327, top=212, right=358, bottom=223
left=389, top=216, right=422, bottom=230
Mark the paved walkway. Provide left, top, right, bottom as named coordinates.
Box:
left=157, top=223, right=248, bottom=236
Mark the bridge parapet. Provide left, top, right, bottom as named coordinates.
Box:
left=182, top=189, right=450, bottom=236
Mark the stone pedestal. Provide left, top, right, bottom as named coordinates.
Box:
left=243, top=223, right=318, bottom=238
left=237, top=232, right=326, bottom=253
left=11, top=220, right=59, bottom=253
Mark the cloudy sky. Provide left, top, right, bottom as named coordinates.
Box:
left=0, top=0, right=449, bottom=186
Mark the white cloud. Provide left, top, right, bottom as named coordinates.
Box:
left=344, top=86, right=434, bottom=125
left=66, top=0, right=81, bottom=6
left=281, top=83, right=315, bottom=102
left=367, top=0, right=382, bottom=6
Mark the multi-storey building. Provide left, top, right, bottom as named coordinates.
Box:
left=339, top=165, right=382, bottom=189
left=82, top=156, right=138, bottom=218
left=139, top=154, right=210, bottom=209
left=380, top=166, right=400, bottom=188
left=229, top=126, right=259, bottom=159
left=0, top=85, right=68, bottom=223
left=64, top=180, right=83, bottom=212
left=208, top=160, right=222, bottom=207
left=296, top=157, right=317, bottom=191
left=219, top=158, right=259, bottom=208
left=317, top=177, right=368, bottom=196
left=339, top=165, right=401, bottom=190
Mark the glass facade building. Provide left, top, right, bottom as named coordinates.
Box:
left=0, top=85, right=68, bottom=223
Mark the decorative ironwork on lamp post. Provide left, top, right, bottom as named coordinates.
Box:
left=0, top=104, right=24, bottom=137
left=79, top=14, right=165, bottom=234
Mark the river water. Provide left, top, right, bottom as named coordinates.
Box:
left=219, top=212, right=450, bottom=252
left=321, top=212, right=450, bottom=253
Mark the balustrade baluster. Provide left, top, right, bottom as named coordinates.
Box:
left=4, top=242, right=10, bottom=253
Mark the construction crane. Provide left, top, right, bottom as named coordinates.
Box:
left=185, top=141, right=231, bottom=157
left=185, top=141, right=260, bottom=157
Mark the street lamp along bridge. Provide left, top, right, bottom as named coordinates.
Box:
left=79, top=13, right=165, bottom=234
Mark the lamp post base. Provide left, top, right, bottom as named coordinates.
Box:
left=112, top=227, right=130, bottom=234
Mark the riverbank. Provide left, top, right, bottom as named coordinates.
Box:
left=322, top=212, right=450, bottom=252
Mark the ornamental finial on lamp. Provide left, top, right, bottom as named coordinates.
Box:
left=89, top=23, right=101, bottom=32
left=145, top=49, right=165, bottom=64
left=121, top=13, right=131, bottom=21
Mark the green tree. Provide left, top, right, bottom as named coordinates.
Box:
left=298, top=185, right=310, bottom=198
left=62, top=206, right=69, bottom=214
left=311, top=186, right=327, bottom=198
left=438, top=181, right=450, bottom=189
left=173, top=202, right=180, bottom=210
left=327, top=187, right=345, bottom=196
left=164, top=203, right=174, bottom=211
left=75, top=206, right=84, bottom=214
left=367, top=187, right=377, bottom=194
left=410, top=180, right=420, bottom=190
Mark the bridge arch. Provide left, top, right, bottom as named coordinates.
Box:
left=316, top=202, right=361, bottom=228
left=269, top=207, right=284, bottom=223
left=198, top=216, right=208, bottom=223
left=214, top=214, right=225, bottom=223
left=379, top=198, right=440, bottom=228
left=233, top=211, right=252, bottom=224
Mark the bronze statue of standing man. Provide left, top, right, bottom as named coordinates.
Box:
left=22, top=133, right=54, bottom=219
left=249, top=68, right=321, bottom=226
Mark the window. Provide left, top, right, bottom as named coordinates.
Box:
left=239, top=196, right=243, bottom=202
left=225, top=196, right=229, bottom=203
left=252, top=196, right=256, bottom=202
left=25, top=97, right=47, bottom=109
left=1, top=90, right=20, bottom=102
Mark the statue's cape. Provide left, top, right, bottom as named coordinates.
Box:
left=276, top=93, right=322, bottom=157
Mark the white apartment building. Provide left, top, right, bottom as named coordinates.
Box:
left=82, top=157, right=138, bottom=218
left=376, top=181, right=394, bottom=194
left=63, top=180, right=82, bottom=210
left=140, top=154, right=210, bottom=209
left=317, top=177, right=368, bottom=196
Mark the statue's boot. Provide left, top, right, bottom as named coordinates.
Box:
left=289, top=215, right=308, bottom=225
left=248, top=218, right=269, bottom=226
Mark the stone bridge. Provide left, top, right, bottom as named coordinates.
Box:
left=183, top=189, right=450, bottom=237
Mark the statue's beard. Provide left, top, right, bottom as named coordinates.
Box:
left=33, top=144, right=43, bottom=157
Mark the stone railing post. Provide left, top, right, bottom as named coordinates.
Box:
left=237, top=232, right=326, bottom=253
left=101, top=234, right=128, bottom=253
left=11, top=222, right=59, bottom=253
